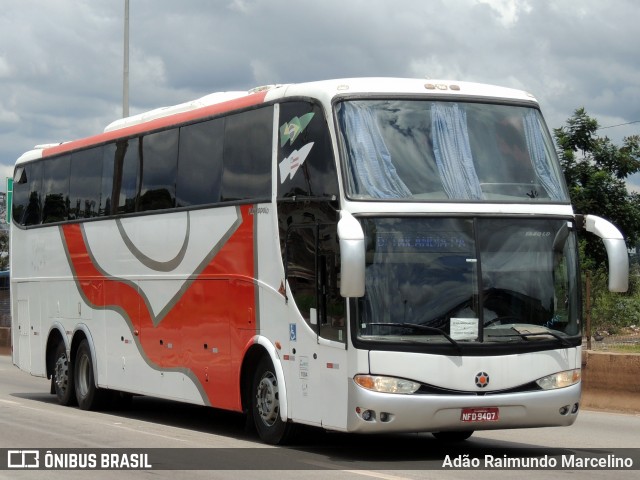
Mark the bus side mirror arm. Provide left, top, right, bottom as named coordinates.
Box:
left=338, top=211, right=365, bottom=298
left=577, top=214, right=629, bottom=292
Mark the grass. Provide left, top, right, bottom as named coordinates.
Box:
left=596, top=344, right=640, bottom=354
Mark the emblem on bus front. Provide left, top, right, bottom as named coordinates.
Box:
left=475, top=372, right=490, bottom=388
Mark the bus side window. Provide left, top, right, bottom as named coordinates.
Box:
left=285, top=223, right=346, bottom=343
left=139, top=129, right=179, bottom=212
left=42, top=154, right=70, bottom=224
left=277, top=101, right=338, bottom=199
left=221, top=107, right=273, bottom=202
left=317, top=250, right=346, bottom=343
left=11, top=166, right=28, bottom=226
left=13, top=161, right=43, bottom=226
left=100, top=144, right=116, bottom=216
left=70, top=146, right=103, bottom=219
left=286, top=225, right=317, bottom=325
left=176, top=118, right=224, bottom=207
left=113, top=138, right=140, bottom=215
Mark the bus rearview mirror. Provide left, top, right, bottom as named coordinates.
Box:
left=582, top=214, right=629, bottom=293
left=338, top=211, right=365, bottom=298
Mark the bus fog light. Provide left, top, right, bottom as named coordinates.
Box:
left=354, top=374, right=420, bottom=394
left=572, top=403, right=579, bottom=414
left=361, top=409, right=374, bottom=421
left=535, top=369, right=581, bottom=390
left=379, top=412, right=392, bottom=422
left=559, top=405, right=570, bottom=415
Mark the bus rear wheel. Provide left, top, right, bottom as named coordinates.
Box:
left=74, top=339, right=106, bottom=410
left=251, top=356, right=295, bottom=445
left=52, top=342, right=75, bottom=406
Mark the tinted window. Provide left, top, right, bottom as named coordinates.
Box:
left=70, top=147, right=103, bottom=219
left=12, top=162, right=43, bottom=226
left=221, top=107, right=273, bottom=201
left=285, top=221, right=345, bottom=343
left=113, top=138, right=140, bottom=214
left=139, top=129, right=178, bottom=211
left=176, top=118, right=224, bottom=207
left=42, top=155, right=70, bottom=223
left=278, top=102, right=339, bottom=198
left=100, top=144, right=116, bottom=216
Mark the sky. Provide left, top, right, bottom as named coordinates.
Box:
left=1, top=0, right=639, bottom=192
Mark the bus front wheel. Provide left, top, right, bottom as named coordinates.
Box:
left=74, top=339, right=106, bottom=410
left=251, top=356, right=295, bottom=445
left=52, top=342, right=75, bottom=406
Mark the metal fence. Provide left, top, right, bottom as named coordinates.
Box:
left=583, top=328, right=640, bottom=351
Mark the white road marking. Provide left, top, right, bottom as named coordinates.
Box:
left=302, top=460, right=411, bottom=480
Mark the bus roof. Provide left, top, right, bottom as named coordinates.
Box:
left=264, top=77, right=538, bottom=105
left=15, top=77, right=538, bottom=165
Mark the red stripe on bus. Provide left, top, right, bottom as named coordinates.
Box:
left=44, top=91, right=268, bottom=157
left=60, top=205, right=258, bottom=410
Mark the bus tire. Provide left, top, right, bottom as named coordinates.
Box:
left=251, top=356, right=295, bottom=445
left=432, top=430, right=474, bottom=442
left=52, top=341, right=76, bottom=406
left=74, top=339, right=106, bottom=410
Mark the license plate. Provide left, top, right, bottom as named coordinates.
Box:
left=460, top=407, right=499, bottom=422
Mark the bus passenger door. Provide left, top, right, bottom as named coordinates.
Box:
left=316, top=236, right=348, bottom=430
left=285, top=222, right=347, bottom=429
left=13, top=286, right=33, bottom=372
left=285, top=224, right=322, bottom=425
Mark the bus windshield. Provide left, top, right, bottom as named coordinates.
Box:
left=355, top=217, right=580, bottom=348
left=337, top=99, right=569, bottom=202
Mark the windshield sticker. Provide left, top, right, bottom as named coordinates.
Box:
left=450, top=317, right=479, bottom=340
left=279, top=142, right=314, bottom=183
left=280, top=112, right=315, bottom=147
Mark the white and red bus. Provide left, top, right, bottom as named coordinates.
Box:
left=11, top=78, right=628, bottom=444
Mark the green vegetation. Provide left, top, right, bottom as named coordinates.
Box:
left=605, top=344, right=640, bottom=354
left=587, top=266, right=640, bottom=334
left=555, top=108, right=640, bottom=337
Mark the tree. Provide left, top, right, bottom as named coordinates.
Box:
left=555, top=108, right=640, bottom=334
left=554, top=108, right=640, bottom=269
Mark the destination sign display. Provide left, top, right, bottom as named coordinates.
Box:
left=375, top=231, right=472, bottom=253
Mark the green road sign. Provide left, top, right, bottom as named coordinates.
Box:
left=6, top=177, right=12, bottom=224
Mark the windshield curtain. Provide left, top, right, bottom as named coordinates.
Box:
left=431, top=103, right=484, bottom=200
left=337, top=100, right=568, bottom=202
left=338, top=102, right=412, bottom=198
left=355, top=217, right=580, bottom=349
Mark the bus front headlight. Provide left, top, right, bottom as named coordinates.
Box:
left=535, top=369, right=581, bottom=390
left=354, top=374, right=420, bottom=394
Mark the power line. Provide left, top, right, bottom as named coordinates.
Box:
left=598, top=120, right=640, bottom=130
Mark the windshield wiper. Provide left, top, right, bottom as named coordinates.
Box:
left=366, top=322, right=462, bottom=353
left=489, top=326, right=573, bottom=347
left=278, top=194, right=337, bottom=203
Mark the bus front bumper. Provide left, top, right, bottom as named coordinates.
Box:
left=346, top=380, right=581, bottom=433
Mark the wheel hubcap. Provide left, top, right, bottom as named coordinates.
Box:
left=256, top=371, right=279, bottom=427
left=54, top=354, right=69, bottom=392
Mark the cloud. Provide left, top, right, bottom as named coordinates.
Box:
left=0, top=0, right=638, bottom=194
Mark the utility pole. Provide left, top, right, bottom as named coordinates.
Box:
left=123, top=0, right=130, bottom=118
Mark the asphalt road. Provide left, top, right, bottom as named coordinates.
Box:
left=0, top=354, right=638, bottom=480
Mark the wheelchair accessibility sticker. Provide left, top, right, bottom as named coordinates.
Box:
left=289, top=324, right=297, bottom=341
